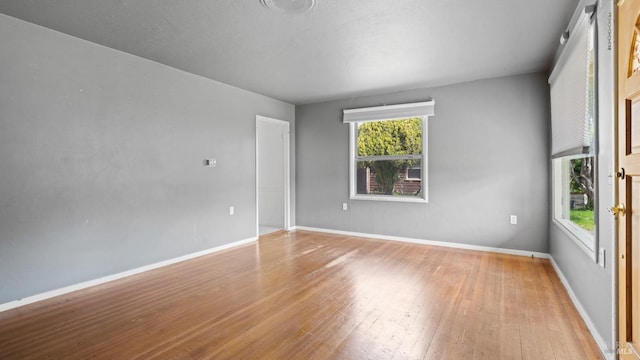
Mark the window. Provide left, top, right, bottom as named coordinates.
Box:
left=406, top=167, right=421, bottom=180
left=353, top=117, right=424, bottom=199
left=549, top=11, right=596, bottom=253
left=343, top=101, right=434, bottom=203
left=553, top=155, right=595, bottom=249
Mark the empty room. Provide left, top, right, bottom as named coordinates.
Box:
left=0, top=0, right=634, bottom=359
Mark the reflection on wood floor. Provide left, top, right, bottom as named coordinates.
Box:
left=0, top=230, right=603, bottom=359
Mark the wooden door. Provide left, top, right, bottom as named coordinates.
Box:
left=617, top=0, right=640, bottom=358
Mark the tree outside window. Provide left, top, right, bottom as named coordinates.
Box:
left=355, top=117, right=424, bottom=198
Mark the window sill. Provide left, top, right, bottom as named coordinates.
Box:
left=552, top=218, right=596, bottom=259
left=350, top=194, right=427, bottom=203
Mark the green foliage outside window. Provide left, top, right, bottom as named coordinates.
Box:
left=570, top=209, right=594, bottom=232
left=357, top=118, right=422, bottom=195
left=569, top=157, right=594, bottom=209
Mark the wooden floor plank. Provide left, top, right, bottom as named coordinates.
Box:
left=0, top=230, right=603, bottom=359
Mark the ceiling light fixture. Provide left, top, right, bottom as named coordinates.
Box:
left=259, top=0, right=316, bottom=13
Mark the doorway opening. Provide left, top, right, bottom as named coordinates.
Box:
left=256, top=116, right=290, bottom=236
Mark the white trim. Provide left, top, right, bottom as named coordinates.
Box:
left=350, top=194, right=427, bottom=203
left=349, top=121, right=356, bottom=198
left=0, top=226, right=610, bottom=360
left=0, top=236, right=257, bottom=313
left=344, top=101, right=434, bottom=115
left=293, top=226, right=549, bottom=258
left=343, top=100, right=435, bottom=123
left=552, top=219, right=597, bottom=258
left=283, top=122, right=291, bottom=230
left=293, top=226, right=610, bottom=357
left=549, top=257, right=613, bottom=360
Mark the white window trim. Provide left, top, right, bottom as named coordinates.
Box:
left=553, top=218, right=596, bottom=255
left=343, top=100, right=434, bottom=123
left=349, top=116, right=429, bottom=203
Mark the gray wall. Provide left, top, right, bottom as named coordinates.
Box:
left=549, top=0, right=614, bottom=351
left=296, top=73, right=550, bottom=253
left=0, top=14, right=294, bottom=304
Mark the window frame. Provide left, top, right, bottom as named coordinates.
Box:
left=552, top=155, right=596, bottom=255
left=348, top=116, right=428, bottom=203
left=406, top=167, right=422, bottom=181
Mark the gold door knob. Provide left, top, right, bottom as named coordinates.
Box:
left=609, top=203, right=626, bottom=217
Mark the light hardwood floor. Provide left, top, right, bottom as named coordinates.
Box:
left=0, top=230, right=603, bottom=359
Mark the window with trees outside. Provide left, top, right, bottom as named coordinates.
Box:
left=344, top=100, right=433, bottom=203
left=553, top=153, right=595, bottom=245
left=550, top=13, right=596, bottom=253
left=353, top=117, right=425, bottom=201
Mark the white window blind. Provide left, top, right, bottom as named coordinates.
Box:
left=549, top=11, right=592, bottom=158
left=343, top=100, right=434, bottom=123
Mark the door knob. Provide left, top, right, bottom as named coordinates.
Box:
left=609, top=203, right=626, bottom=217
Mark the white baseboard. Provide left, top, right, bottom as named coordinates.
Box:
left=0, top=227, right=612, bottom=360
left=0, top=236, right=257, bottom=313
left=294, top=226, right=550, bottom=259
left=295, top=225, right=611, bottom=358
left=548, top=257, right=612, bottom=360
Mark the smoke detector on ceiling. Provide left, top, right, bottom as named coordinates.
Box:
left=260, top=0, right=316, bottom=13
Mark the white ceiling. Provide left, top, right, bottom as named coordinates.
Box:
left=0, top=0, right=577, bottom=105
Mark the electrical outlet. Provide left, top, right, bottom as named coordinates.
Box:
left=204, top=159, right=216, bottom=167
left=510, top=215, right=517, bottom=225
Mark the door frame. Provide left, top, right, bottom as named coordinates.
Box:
left=615, top=0, right=640, bottom=358
left=255, top=115, right=291, bottom=236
